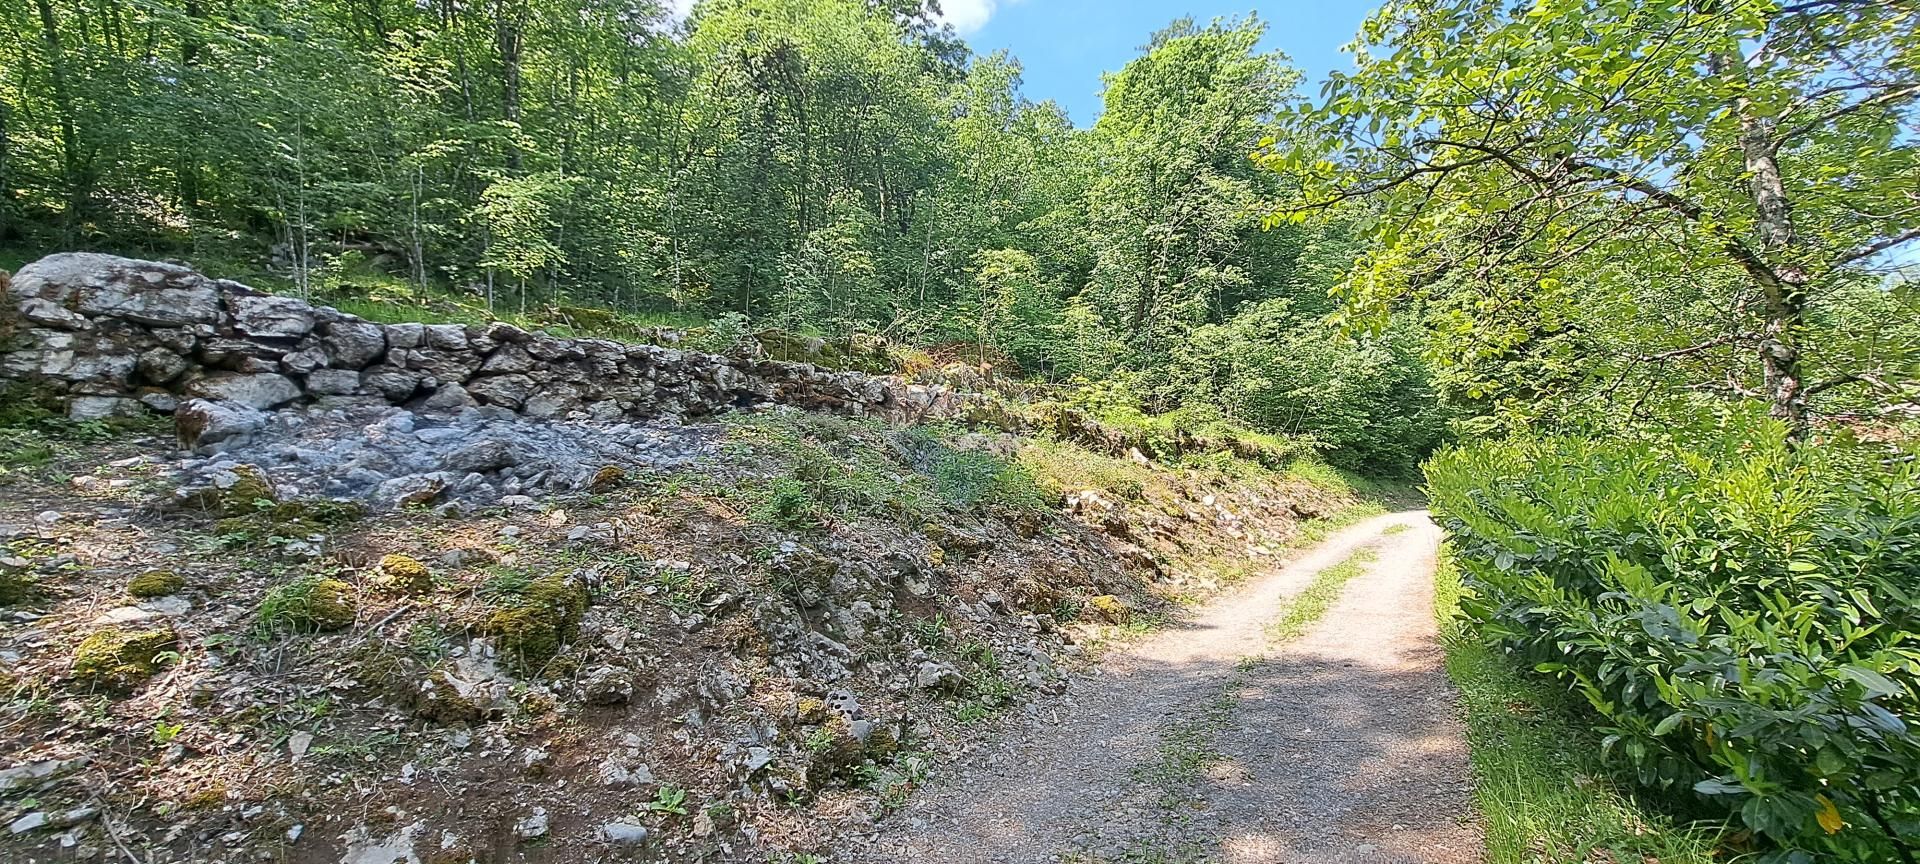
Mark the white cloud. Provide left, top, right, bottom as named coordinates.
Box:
left=665, top=0, right=696, bottom=21
left=937, top=0, right=998, bottom=36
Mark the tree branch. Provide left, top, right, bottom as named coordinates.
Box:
left=1834, top=226, right=1920, bottom=269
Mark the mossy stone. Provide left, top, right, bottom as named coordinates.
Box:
left=1088, top=594, right=1130, bottom=623
left=73, top=627, right=176, bottom=688
left=588, top=465, right=626, bottom=492
left=126, top=570, right=186, bottom=598
left=375, top=554, right=432, bottom=595
left=221, top=466, right=277, bottom=517
left=484, top=575, right=588, bottom=673
left=305, top=579, right=357, bottom=629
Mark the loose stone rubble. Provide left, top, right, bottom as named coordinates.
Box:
left=173, top=402, right=719, bottom=511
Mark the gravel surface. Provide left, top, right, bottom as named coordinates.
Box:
left=856, top=512, right=1482, bottom=864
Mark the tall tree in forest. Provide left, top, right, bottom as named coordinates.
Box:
left=1266, top=0, right=1920, bottom=434
left=1080, top=16, right=1302, bottom=379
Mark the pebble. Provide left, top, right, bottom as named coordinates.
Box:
left=599, top=821, right=649, bottom=845
left=513, top=807, right=549, bottom=839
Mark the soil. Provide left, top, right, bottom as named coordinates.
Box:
left=853, top=512, right=1482, bottom=864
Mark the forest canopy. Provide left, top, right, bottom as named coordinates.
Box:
left=0, top=0, right=1913, bottom=464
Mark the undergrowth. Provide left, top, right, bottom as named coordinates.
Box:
left=1434, top=550, right=1726, bottom=864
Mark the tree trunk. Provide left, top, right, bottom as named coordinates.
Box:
left=0, top=96, right=12, bottom=242
left=496, top=0, right=524, bottom=173
left=178, top=0, right=204, bottom=227
left=34, top=0, right=87, bottom=239
left=1735, top=78, right=1809, bottom=433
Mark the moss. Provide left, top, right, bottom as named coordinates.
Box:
left=483, top=575, right=588, bottom=673
left=588, top=464, right=626, bottom=492
left=375, top=554, right=433, bottom=595
left=72, top=627, right=177, bottom=689
left=0, top=569, right=32, bottom=606
left=126, top=570, right=186, bottom=598
left=221, top=466, right=277, bottom=517
left=258, top=576, right=357, bottom=633
left=303, top=499, right=367, bottom=526
left=795, top=696, right=828, bottom=724
left=1088, top=594, right=1131, bottom=624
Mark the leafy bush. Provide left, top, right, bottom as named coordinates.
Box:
left=1427, top=422, right=1920, bottom=861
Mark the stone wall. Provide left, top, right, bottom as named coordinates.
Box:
left=0, top=253, right=987, bottom=437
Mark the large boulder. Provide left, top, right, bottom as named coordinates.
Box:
left=174, top=399, right=268, bottom=452
left=184, top=373, right=302, bottom=410
left=9, top=253, right=221, bottom=327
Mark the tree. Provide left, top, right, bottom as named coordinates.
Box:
left=1265, top=0, right=1920, bottom=435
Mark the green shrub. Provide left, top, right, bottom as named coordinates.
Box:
left=931, top=449, right=1048, bottom=514
left=1427, top=421, right=1920, bottom=861
left=257, top=576, right=358, bottom=634
left=752, top=477, right=821, bottom=530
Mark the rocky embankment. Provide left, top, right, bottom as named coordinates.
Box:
left=0, top=253, right=1364, bottom=864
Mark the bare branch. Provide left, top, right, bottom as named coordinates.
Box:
left=1834, top=226, right=1920, bottom=269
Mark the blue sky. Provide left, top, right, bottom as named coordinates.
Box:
left=949, top=1, right=1377, bottom=125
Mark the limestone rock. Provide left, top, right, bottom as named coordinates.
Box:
left=231, top=294, right=316, bottom=339
left=136, top=348, right=191, bottom=384
left=174, top=399, right=268, bottom=452
left=10, top=253, right=221, bottom=326
left=305, top=369, right=363, bottom=396
left=320, top=320, right=387, bottom=368
left=185, top=373, right=302, bottom=410
left=467, top=374, right=536, bottom=409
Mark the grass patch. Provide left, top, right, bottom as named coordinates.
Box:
left=1267, top=547, right=1377, bottom=642
left=1290, top=501, right=1388, bottom=547
left=1434, top=550, right=1726, bottom=864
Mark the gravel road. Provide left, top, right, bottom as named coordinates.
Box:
left=855, top=511, right=1482, bottom=864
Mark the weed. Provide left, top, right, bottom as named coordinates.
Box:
left=752, top=477, right=820, bottom=530
left=255, top=576, right=357, bottom=635
left=646, top=784, right=690, bottom=817
left=1267, top=547, right=1378, bottom=643
left=150, top=720, right=185, bottom=746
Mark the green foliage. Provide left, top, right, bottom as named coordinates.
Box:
left=256, top=576, right=357, bottom=635
left=1428, top=422, right=1920, bottom=860
left=1269, top=0, right=1920, bottom=432
left=752, top=477, right=822, bottom=532
left=1435, top=551, right=1724, bottom=864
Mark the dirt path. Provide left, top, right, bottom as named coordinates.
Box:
left=854, top=512, right=1481, bottom=864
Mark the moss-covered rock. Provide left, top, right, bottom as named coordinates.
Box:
left=259, top=576, right=357, bottom=632
left=1088, top=594, right=1130, bottom=624
left=374, top=554, right=432, bottom=595
left=126, top=570, right=186, bottom=598
left=221, top=466, right=277, bottom=517
left=72, top=627, right=177, bottom=688
left=483, top=575, right=589, bottom=673
left=588, top=465, right=626, bottom=492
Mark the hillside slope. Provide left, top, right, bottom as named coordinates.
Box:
left=0, top=255, right=1385, bottom=864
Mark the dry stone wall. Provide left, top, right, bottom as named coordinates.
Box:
left=1, top=253, right=985, bottom=443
